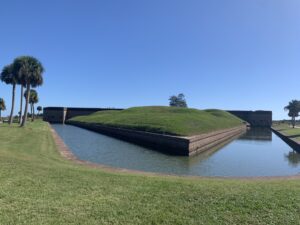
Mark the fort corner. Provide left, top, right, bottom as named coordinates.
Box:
left=227, top=110, right=272, bottom=127
left=43, top=107, right=123, bottom=123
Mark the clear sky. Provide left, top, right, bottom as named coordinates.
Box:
left=0, top=0, right=299, bottom=119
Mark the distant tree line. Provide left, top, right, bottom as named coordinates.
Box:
left=0, top=98, right=6, bottom=122
left=0, top=56, right=44, bottom=127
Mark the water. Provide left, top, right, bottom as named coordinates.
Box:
left=52, top=124, right=300, bottom=177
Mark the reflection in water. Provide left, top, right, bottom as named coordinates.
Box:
left=185, top=134, right=245, bottom=167
left=285, top=151, right=300, bottom=167
left=239, top=128, right=272, bottom=141
left=52, top=125, right=300, bottom=177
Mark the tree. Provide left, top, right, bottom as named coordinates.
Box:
left=1, top=64, right=18, bottom=125
left=24, top=89, right=39, bottom=122
left=169, top=93, right=188, bottom=108
left=0, top=98, right=6, bottom=122
left=285, top=151, right=300, bottom=167
left=37, top=106, right=43, bottom=117
left=13, top=56, right=44, bottom=127
left=18, top=83, right=26, bottom=125
left=284, top=100, right=300, bottom=128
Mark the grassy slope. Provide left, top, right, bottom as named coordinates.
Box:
left=272, top=123, right=300, bottom=142
left=0, top=121, right=300, bottom=224
left=70, top=106, right=244, bottom=136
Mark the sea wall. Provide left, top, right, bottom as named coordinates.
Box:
left=66, top=120, right=247, bottom=156
left=43, top=107, right=67, bottom=123
left=228, top=110, right=272, bottom=127
left=271, top=128, right=300, bottom=152
left=188, top=126, right=247, bottom=155
left=43, top=107, right=122, bottom=123
left=43, top=106, right=272, bottom=127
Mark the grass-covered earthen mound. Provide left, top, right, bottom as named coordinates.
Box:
left=70, top=106, right=244, bottom=136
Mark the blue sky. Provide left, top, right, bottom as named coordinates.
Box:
left=0, top=0, right=299, bottom=119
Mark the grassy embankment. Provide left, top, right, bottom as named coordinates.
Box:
left=272, top=123, right=300, bottom=142
left=0, top=120, right=300, bottom=224
left=70, top=106, right=244, bottom=136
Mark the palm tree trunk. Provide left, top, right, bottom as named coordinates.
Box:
left=32, top=104, right=35, bottom=122
left=21, top=83, right=30, bottom=127
left=31, top=104, right=34, bottom=122
left=9, top=84, right=16, bottom=125
left=30, top=103, right=33, bottom=121
left=293, top=118, right=295, bottom=128
left=19, top=86, right=24, bottom=125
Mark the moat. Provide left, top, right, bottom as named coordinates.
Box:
left=52, top=124, right=300, bottom=177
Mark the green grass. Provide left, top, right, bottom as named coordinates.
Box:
left=272, top=123, right=300, bottom=142
left=70, top=106, right=244, bottom=136
left=0, top=120, right=300, bottom=224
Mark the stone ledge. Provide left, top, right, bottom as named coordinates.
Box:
left=187, top=126, right=247, bottom=155
left=66, top=121, right=246, bottom=156
left=271, top=128, right=300, bottom=152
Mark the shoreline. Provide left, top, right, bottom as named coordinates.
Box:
left=271, top=127, right=300, bottom=152
left=49, top=123, right=300, bottom=180
left=66, top=120, right=247, bottom=156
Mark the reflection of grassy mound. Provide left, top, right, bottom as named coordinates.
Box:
left=70, top=106, right=244, bottom=136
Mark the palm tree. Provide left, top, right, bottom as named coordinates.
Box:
left=0, top=98, right=6, bottom=122
left=24, top=89, right=39, bottom=121
left=31, top=92, right=38, bottom=121
left=13, top=56, right=44, bottom=127
left=37, top=106, right=43, bottom=117
left=19, top=83, right=26, bottom=125
left=284, top=100, right=300, bottom=128
left=1, top=64, right=18, bottom=125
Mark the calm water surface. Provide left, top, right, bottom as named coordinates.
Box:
left=52, top=124, right=300, bottom=177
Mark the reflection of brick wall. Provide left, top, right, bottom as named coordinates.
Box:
left=227, top=111, right=272, bottom=127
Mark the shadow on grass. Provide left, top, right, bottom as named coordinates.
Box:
left=287, top=134, right=300, bottom=139
left=0, top=121, right=29, bottom=128
left=276, top=128, right=292, bottom=132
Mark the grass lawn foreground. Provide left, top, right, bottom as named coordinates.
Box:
left=0, top=120, right=300, bottom=224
